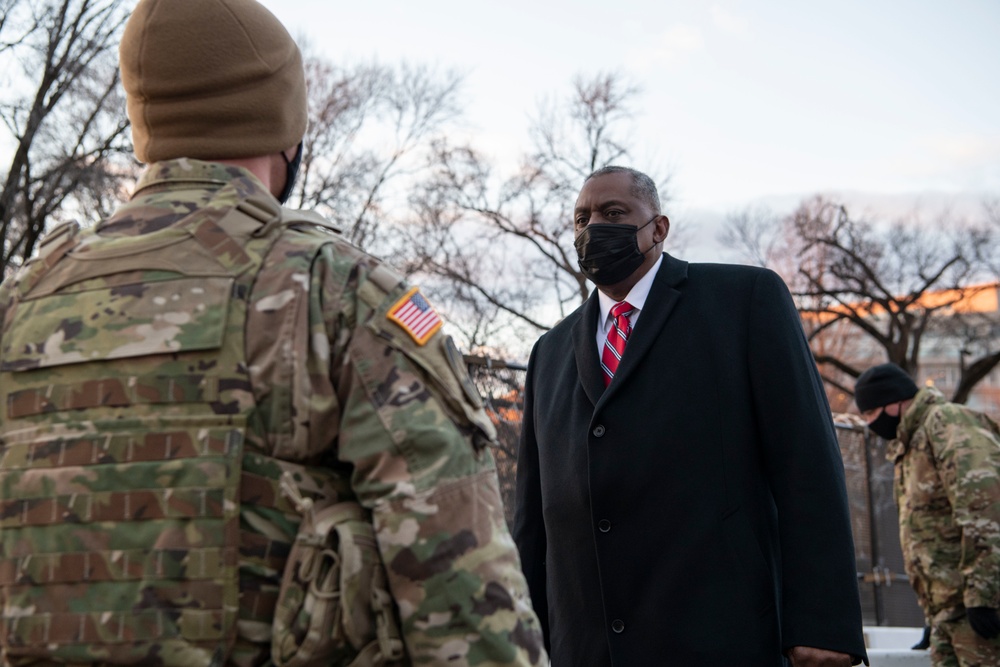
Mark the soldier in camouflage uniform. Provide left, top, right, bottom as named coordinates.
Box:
left=855, top=363, right=1000, bottom=667
left=0, top=1, right=546, bottom=666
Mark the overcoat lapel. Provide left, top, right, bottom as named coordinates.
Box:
left=572, top=292, right=604, bottom=406
left=597, top=254, right=688, bottom=408
left=571, top=254, right=689, bottom=409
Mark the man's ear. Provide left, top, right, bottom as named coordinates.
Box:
left=655, top=215, right=670, bottom=244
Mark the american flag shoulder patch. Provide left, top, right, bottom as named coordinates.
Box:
left=387, top=287, right=443, bottom=345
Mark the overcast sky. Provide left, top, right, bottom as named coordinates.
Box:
left=262, top=0, right=999, bottom=259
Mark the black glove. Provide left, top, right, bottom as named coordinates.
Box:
left=967, top=607, right=1000, bottom=640
left=911, top=625, right=930, bottom=650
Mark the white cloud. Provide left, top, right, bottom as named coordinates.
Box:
left=711, top=5, right=749, bottom=36
left=891, top=134, right=1000, bottom=191
left=627, top=24, right=705, bottom=71
left=664, top=24, right=706, bottom=53
left=925, top=134, right=1000, bottom=163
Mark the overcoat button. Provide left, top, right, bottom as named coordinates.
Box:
left=598, top=520, right=611, bottom=533
left=612, top=619, right=625, bottom=633
left=593, top=425, right=606, bottom=437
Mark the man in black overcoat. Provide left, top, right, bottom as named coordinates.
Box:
left=513, top=166, right=868, bottom=667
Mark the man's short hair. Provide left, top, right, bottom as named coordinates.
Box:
left=585, top=166, right=661, bottom=215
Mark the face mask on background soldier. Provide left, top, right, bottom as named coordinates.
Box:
left=868, top=408, right=901, bottom=440
left=574, top=216, right=657, bottom=286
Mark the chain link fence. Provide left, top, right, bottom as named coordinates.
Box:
left=836, top=420, right=925, bottom=627
left=466, top=355, right=924, bottom=627
left=465, top=356, right=525, bottom=529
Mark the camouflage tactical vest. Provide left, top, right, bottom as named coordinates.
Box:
left=0, top=187, right=346, bottom=665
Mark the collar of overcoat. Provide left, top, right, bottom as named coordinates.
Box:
left=571, top=253, right=689, bottom=409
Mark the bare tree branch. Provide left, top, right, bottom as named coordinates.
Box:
left=1, top=0, right=134, bottom=276
left=403, top=72, right=673, bottom=350
left=722, top=195, right=1000, bottom=408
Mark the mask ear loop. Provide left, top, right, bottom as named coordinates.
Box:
left=638, top=215, right=661, bottom=255
left=277, top=141, right=304, bottom=204
left=649, top=214, right=670, bottom=246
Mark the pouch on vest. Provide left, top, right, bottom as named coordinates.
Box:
left=0, top=188, right=290, bottom=666
left=272, top=472, right=404, bottom=667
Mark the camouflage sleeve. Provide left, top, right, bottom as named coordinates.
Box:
left=310, top=244, right=546, bottom=666
left=927, top=406, right=1000, bottom=609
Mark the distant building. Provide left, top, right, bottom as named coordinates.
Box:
left=803, top=282, right=1000, bottom=417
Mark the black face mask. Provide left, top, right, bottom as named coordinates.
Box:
left=868, top=409, right=901, bottom=440
left=575, top=216, right=657, bottom=286
left=277, top=141, right=304, bottom=205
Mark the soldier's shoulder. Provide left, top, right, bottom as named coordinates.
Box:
left=924, top=400, right=975, bottom=427
left=269, top=208, right=375, bottom=271
left=270, top=208, right=424, bottom=323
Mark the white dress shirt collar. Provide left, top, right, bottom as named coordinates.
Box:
left=597, top=253, right=664, bottom=335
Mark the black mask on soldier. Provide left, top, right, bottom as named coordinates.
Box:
left=868, top=409, right=901, bottom=441
left=575, top=216, right=658, bottom=286
left=277, top=141, right=304, bottom=205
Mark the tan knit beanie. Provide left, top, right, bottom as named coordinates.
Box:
left=120, top=0, right=307, bottom=163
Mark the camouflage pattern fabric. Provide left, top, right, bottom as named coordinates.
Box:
left=0, top=159, right=546, bottom=666
left=888, top=386, right=1000, bottom=663
left=930, top=615, right=1000, bottom=667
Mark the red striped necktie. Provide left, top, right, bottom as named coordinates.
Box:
left=602, top=300, right=634, bottom=387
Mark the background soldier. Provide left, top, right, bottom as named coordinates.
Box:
left=0, top=1, right=545, bottom=665
left=855, top=362, right=1000, bottom=667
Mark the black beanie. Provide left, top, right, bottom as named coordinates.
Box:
left=854, top=363, right=919, bottom=412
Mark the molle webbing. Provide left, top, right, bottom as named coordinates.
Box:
left=0, top=418, right=246, bottom=664
left=6, top=374, right=218, bottom=417
left=0, top=187, right=298, bottom=665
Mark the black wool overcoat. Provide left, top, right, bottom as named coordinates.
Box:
left=513, top=254, right=868, bottom=667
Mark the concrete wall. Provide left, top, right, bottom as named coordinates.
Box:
left=865, top=627, right=931, bottom=667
